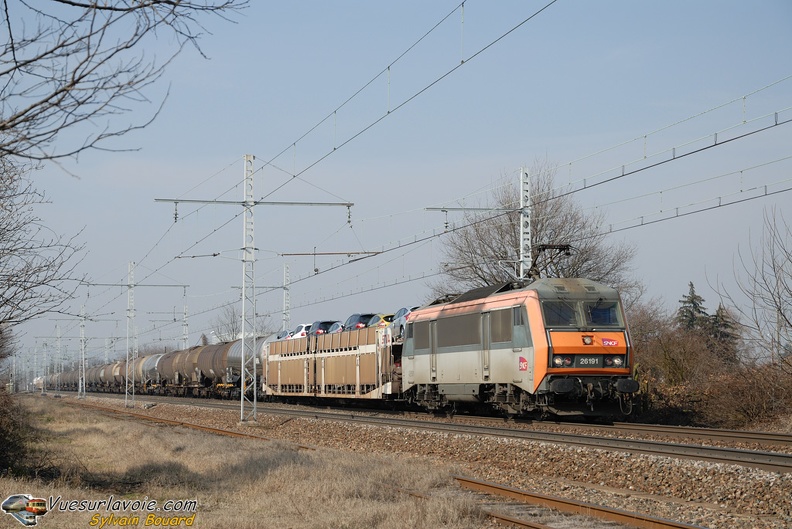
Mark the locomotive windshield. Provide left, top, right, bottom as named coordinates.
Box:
left=583, top=300, right=622, bottom=327
left=542, top=300, right=578, bottom=327
left=542, top=299, right=623, bottom=328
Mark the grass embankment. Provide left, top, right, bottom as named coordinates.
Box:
left=1, top=395, right=486, bottom=528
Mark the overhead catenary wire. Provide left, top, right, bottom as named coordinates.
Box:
left=553, top=108, right=792, bottom=201
left=257, top=2, right=467, bottom=178
left=87, top=156, right=792, bottom=344
left=561, top=73, right=792, bottom=171
left=258, top=0, right=560, bottom=187
left=65, top=94, right=792, bottom=347
left=55, top=6, right=791, bottom=350
left=128, top=8, right=790, bottom=297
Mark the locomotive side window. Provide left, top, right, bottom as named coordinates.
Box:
left=583, top=301, right=622, bottom=327
left=542, top=300, right=579, bottom=327
left=437, top=314, right=480, bottom=347
left=490, top=309, right=512, bottom=343
left=405, top=322, right=413, bottom=339
left=413, top=321, right=430, bottom=349
left=513, top=306, right=532, bottom=347
left=513, top=306, right=525, bottom=327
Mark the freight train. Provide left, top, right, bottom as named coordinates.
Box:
left=41, top=278, right=640, bottom=418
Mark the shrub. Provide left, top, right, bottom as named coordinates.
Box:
left=635, top=364, right=792, bottom=429
left=696, top=365, right=792, bottom=428
left=0, top=390, right=29, bottom=475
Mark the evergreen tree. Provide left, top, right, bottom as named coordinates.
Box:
left=676, top=282, right=709, bottom=330
left=709, top=304, right=740, bottom=365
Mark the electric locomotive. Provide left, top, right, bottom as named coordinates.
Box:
left=401, top=277, right=639, bottom=417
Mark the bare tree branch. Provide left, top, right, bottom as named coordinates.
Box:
left=431, top=160, right=643, bottom=306
left=719, top=207, right=792, bottom=371
left=1, top=0, right=246, bottom=161
left=0, top=158, right=85, bottom=328
left=211, top=303, right=274, bottom=342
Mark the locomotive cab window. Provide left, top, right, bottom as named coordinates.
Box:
left=405, top=321, right=413, bottom=340
left=512, top=305, right=532, bottom=347
left=583, top=300, right=622, bottom=327
left=542, top=300, right=579, bottom=327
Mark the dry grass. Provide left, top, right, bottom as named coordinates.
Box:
left=1, top=395, right=487, bottom=528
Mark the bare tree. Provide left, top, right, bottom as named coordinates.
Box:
left=1, top=0, right=246, bottom=161
left=431, top=160, right=642, bottom=305
left=720, top=207, right=792, bottom=371
left=0, top=159, right=83, bottom=333
left=0, top=321, right=14, bottom=364
left=211, top=303, right=274, bottom=342
left=211, top=304, right=242, bottom=342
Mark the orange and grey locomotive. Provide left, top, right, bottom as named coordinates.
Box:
left=401, top=277, right=639, bottom=417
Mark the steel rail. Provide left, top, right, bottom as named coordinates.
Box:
left=535, top=420, right=792, bottom=448
left=453, top=475, right=707, bottom=529
left=186, top=397, right=792, bottom=449
left=61, top=399, right=317, bottom=450
left=483, top=511, right=554, bottom=529
left=259, top=408, right=792, bottom=474
left=55, top=393, right=792, bottom=473
left=609, top=422, right=792, bottom=447
left=392, top=485, right=554, bottom=529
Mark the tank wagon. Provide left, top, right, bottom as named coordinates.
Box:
left=47, top=278, right=640, bottom=418
left=45, top=340, right=260, bottom=399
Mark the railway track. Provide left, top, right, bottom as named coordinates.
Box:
left=56, top=389, right=792, bottom=450
left=274, top=408, right=792, bottom=474
left=534, top=420, right=792, bottom=450
left=59, top=396, right=706, bottom=529
left=454, top=476, right=706, bottom=529
left=55, top=392, right=792, bottom=474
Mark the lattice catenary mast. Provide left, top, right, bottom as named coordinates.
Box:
left=156, top=155, right=352, bottom=421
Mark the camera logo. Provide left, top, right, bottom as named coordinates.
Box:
left=2, top=494, right=48, bottom=526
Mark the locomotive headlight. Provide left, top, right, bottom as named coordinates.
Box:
left=612, top=356, right=624, bottom=367
left=604, top=356, right=613, bottom=366
left=553, top=356, right=564, bottom=367
left=582, top=335, right=593, bottom=345
left=563, top=356, right=573, bottom=367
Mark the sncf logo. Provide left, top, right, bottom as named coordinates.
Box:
left=602, top=338, right=619, bottom=346
left=518, top=357, right=528, bottom=371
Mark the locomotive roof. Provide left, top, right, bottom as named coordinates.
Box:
left=445, top=282, right=515, bottom=304
left=429, top=278, right=618, bottom=307
left=529, top=277, right=619, bottom=300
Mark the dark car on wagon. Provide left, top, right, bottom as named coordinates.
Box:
left=308, top=320, right=340, bottom=336
left=342, top=313, right=378, bottom=331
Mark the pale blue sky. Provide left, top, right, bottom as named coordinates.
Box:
left=19, top=1, right=792, bottom=365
